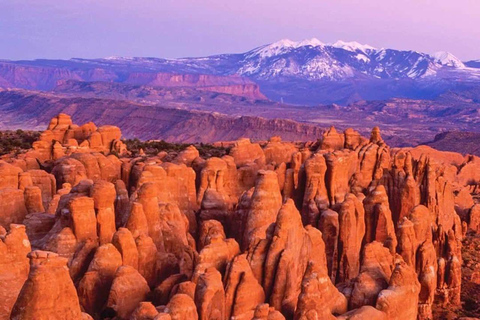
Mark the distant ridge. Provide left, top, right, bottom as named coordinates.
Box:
left=1, top=38, right=480, bottom=105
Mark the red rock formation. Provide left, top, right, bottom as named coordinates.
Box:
left=194, top=267, right=225, bottom=320
left=105, top=266, right=150, bottom=319
left=349, top=241, right=394, bottom=309
left=230, top=138, right=266, bottom=168
left=263, top=200, right=314, bottom=316
left=469, top=204, right=480, bottom=232
left=114, top=180, right=129, bottom=228
left=193, top=222, right=239, bottom=282
left=130, top=302, right=159, bottom=320
left=252, top=303, right=286, bottom=320
left=27, top=170, right=56, bottom=209
left=416, top=231, right=438, bottom=320
left=344, top=128, right=367, bottom=150
left=354, top=139, right=390, bottom=192
left=363, top=185, right=397, bottom=252
left=376, top=260, right=421, bottom=320
left=0, top=161, right=23, bottom=189
left=69, top=196, right=98, bottom=242
left=294, top=261, right=348, bottom=320
left=337, top=306, right=387, bottom=320
left=158, top=293, right=199, bottom=320
left=318, top=208, right=339, bottom=282
left=0, top=225, right=31, bottom=320
left=112, top=228, right=139, bottom=269
left=337, top=193, right=365, bottom=283
left=319, top=126, right=345, bottom=151
left=24, top=186, right=45, bottom=213
left=324, top=149, right=357, bottom=205
left=224, top=254, right=265, bottom=319
left=0, top=116, right=475, bottom=319
left=242, top=170, right=282, bottom=250
left=11, top=250, right=88, bottom=320
left=302, top=153, right=328, bottom=224
left=77, top=244, right=123, bottom=317
left=136, top=235, right=158, bottom=287
left=126, top=202, right=149, bottom=237
left=197, top=156, right=238, bottom=229
left=0, top=188, right=28, bottom=227
left=455, top=187, right=474, bottom=220
left=263, top=136, right=298, bottom=165
left=90, top=180, right=116, bottom=244
left=51, top=157, right=88, bottom=187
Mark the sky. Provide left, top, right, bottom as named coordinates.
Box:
left=0, top=0, right=479, bottom=61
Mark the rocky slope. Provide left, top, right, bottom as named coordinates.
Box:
left=0, top=114, right=479, bottom=319
left=424, top=132, right=480, bottom=156
left=3, top=81, right=479, bottom=148
left=0, top=89, right=324, bottom=142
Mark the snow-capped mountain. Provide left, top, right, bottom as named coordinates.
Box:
left=230, top=38, right=474, bottom=80
left=2, top=38, right=480, bottom=105
left=431, top=51, right=465, bottom=68
left=28, top=38, right=475, bottom=83
left=331, top=40, right=376, bottom=53
left=105, top=38, right=473, bottom=82
left=58, top=38, right=476, bottom=82
left=238, top=39, right=355, bottom=80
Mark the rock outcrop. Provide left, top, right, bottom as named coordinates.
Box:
left=0, top=225, right=31, bottom=320
left=11, top=250, right=88, bottom=320
left=0, top=117, right=474, bottom=319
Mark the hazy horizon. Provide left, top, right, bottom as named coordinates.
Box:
left=1, top=0, right=479, bottom=61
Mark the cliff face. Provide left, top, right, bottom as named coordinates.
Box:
left=197, top=84, right=267, bottom=100
left=0, top=114, right=479, bottom=319
left=0, top=89, right=319, bottom=142
left=0, top=62, right=267, bottom=100
left=0, top=62, right=118, bottom=90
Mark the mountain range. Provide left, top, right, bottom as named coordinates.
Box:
left=2, top=38, right=480, bottom=105
left=0, top=38, right=480, bottom=153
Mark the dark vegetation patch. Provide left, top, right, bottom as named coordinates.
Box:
left=123, top=138, right=230, bottom=158
left=0, top=130, right=41, bottom=156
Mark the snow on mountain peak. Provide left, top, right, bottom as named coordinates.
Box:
left=270, top=39, right=297, bottom=48
left=268, top=38, right=324, bottom=49
left=332, top=40, right=377, bottom=53
left=104, top=56, right=132, bottom=61
left=431, top=51, right=465, bottom=68
left=251, top=39, right=296, bottom=58
left=297, top=38, right=325, bottom=47
left=252, top=38, right=325, bottom=58
left=254, top=38, right=382, bottom=58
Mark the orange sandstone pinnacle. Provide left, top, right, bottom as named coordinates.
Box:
left=0, top=113, right=478, bottom=319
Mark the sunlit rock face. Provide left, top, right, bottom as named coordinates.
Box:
left=0, top=115, right=478, bottom=319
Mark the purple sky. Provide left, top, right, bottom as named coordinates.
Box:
left=1, top=0, right=479, bottom=61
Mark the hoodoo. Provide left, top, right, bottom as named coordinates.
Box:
left=0, top=115, right=479, bottom=319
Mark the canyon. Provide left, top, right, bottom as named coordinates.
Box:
left=0, top=114, right=479, bottom=319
